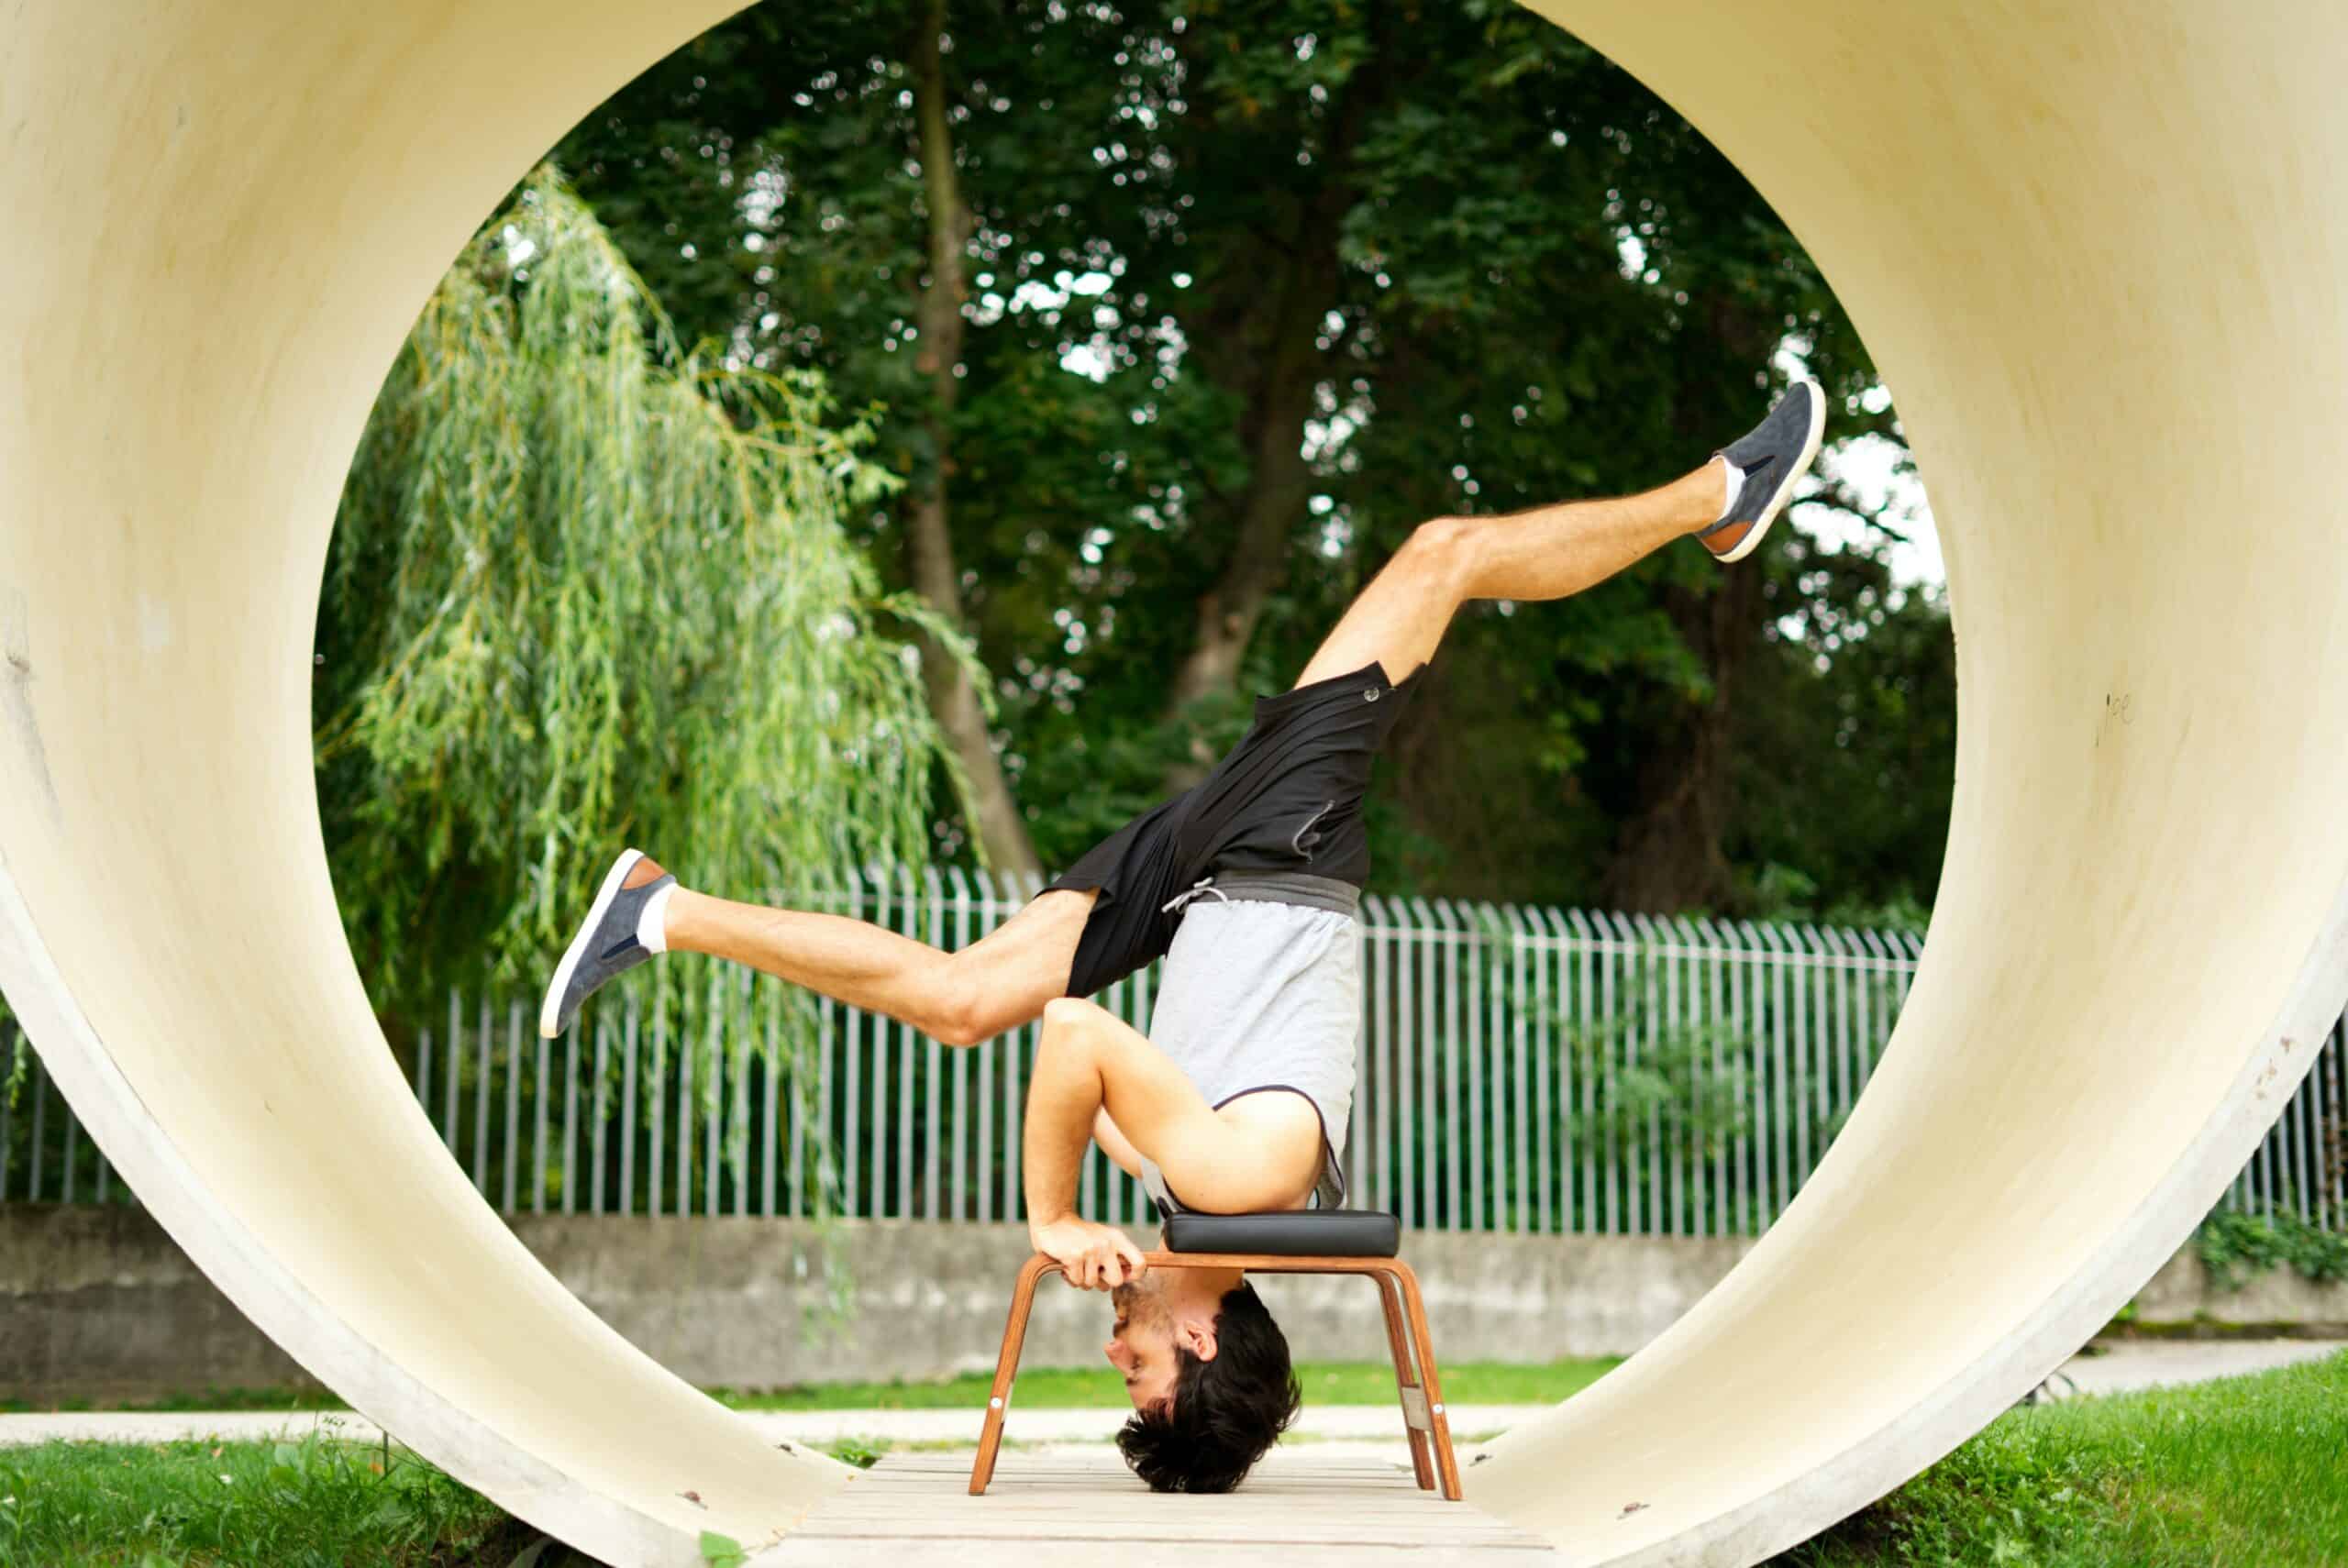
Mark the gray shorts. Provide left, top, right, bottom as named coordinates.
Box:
left=1133, top=885, right=1360, bottom=1216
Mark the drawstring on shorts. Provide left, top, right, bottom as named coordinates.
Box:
left=1160, top=877, right=1231, bottom=915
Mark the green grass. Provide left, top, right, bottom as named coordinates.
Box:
left=1777, top=1349, right=2348, bottom=1566
left=0, top=1430, right=520, bottom=1566
left=0, top=1431, right=885, bottom=1566
left=710, top=1355, right=1622, bottom=1411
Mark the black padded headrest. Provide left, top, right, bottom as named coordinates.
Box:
left=1159, top=1209, right=1401, bottom=1258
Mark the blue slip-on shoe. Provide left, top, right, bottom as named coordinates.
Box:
left=1697, top=376, right=1826, bottom=563
left=538, top=848, right=674, bottom=1038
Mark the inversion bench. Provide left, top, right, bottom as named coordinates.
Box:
left=969, top=1209, right=1461, bottom=1499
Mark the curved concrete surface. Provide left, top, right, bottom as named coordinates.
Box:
left=2, top=3, right=2342, bottom=1564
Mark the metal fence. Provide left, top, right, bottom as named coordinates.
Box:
left=6, top=867, right=2345, bottom=1236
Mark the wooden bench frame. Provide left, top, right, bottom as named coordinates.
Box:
left=969, top=1250, right=1461, bottom=1500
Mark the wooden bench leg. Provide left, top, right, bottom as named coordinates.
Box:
left=969, top=1254, right=1057, bottom=1495
left=1385, top=1261, right=1461, bottom=1501
left=1373, top=1268, right=1437, bottom=1491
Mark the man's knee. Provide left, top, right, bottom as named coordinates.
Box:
left=927, top=971, right=1007, bottom=1048
left=928, top=963, right=1065, bottom=1048
left=1399, top=515, right=1475, bottom=589
left=928, top=1001, right=988, bottom=1049
left=1040, top=995, right=1102, bottom=1035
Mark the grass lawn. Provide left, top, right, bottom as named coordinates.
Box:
left=4, top=1352, right=2342, bottom=1564
left=713, top=1355, right=1623, bottom=1411
left=0, top=1430, right=526, bottom=1567
left=1780, top=1348, right=2348, bottom=1566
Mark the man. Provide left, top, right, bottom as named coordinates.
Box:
left=537, top=377, right=1825, bottom=1490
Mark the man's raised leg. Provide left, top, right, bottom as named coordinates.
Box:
left=1294, top=379, right=1822, bottom=688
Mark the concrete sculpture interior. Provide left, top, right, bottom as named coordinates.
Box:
left=3, top=2, right=2342, bottom=1563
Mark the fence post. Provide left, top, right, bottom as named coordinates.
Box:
left=947, top=865, right=972, bottom=1224
left=1360, top=893, right=1392, bottom=1220
left=645, top=999, right=662, bottom=1220
left=0, top=1026, right=15, bottom=1203
left=759, top=978, right=780, bottom=1219
left=1564, top=909, right=1600, bottom=1234
left=890, top=867, right=914, bottom=1219
left=59, top=1095, right=79, bottom=1205
left=444, top=989, right=462, bottom=1162
left=621, top=992, right=639, bottom=1218
left=1746, top=920, right=1784, bottom=1223
left=1502, top=902, right=1530, bottom=1236
left=591, top=1012, right=610, bottom=1216
left=1529, top=904, right=1566, bottom=1236
left=1853, top=928, right=1888, bottom=1094
left=564, top=1016, right=581, bottom=1218
left=472, top=995, right=493, bottom=1196
left=504, top=1001, right=524, bottom=1214
left=972, top=867, right=998, bottom=1227
left=839, top=873, right=861, bottom=1220
left=26, top=1057, right=47, bottom=1202
left=1461, top=900, right=1490, bottom=1231
left=731, top=966, right=752, bottom=1219
left=1409, top=891, right=1445, bottom=1220
left=1002, top=870, right=1026, bottom=1218
left=1390, top=887, right=1427, bottom=1230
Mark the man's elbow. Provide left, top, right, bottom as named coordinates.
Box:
left=1038, top=997, right=1112, bottom=1077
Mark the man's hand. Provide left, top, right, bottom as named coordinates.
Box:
left=1029, top=1215, right=1147, bottom=1290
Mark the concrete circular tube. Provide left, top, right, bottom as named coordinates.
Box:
left=3, top=3, right=2343, bottom=1564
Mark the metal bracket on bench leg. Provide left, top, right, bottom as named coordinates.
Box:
left=1399, top=1385, right=1433, bottom=1431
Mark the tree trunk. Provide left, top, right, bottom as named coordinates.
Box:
left=907, top=0, right=1040, bottom=878
left=1601, top=514, right=1767, bottom=913
left=1156, top=47, right=1394, bottom=791
left=1161, top=268, right=1328, bottom=719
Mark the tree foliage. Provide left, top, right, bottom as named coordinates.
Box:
left=314, top=170, right=959, bottom=1043
left=548, top=1, right=1954, bottom=921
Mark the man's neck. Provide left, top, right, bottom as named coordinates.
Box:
left=1179, top=1264, right=1246, bottom=1306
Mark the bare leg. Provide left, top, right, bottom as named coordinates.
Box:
left=1293, top=459, right=1728, bottom=689
left=642, top=466, right=1718, bottom=1043
left=654, top=864, right=1095, bottom=1046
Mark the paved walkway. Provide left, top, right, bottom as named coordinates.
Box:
left=3, top=1341, right=2337, bottom=1452
left=766, top=1450, right=1547, bottom=1566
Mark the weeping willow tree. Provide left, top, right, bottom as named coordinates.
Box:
left=315, top=168, right=969, bottom=1209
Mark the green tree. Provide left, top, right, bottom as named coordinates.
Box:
left=555, top=3, right=1944, bottom=915
left=313, top=169, right=958, bottom=1059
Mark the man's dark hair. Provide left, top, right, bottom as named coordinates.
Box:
left=1115, top=1282, right=1301, bottom=1493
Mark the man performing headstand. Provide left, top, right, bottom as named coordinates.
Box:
left=538, top=379, right=1825, bottom=1492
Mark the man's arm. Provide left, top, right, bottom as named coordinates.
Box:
left=1024, top=998, right=1151, bottom=1288
left=1024, top=996, right=1322, bottom=1257
left=1091, top=1109, right=1143, bottom=1179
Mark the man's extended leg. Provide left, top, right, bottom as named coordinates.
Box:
left=1296, top=379, right=1822, bottom=688
left=662, top=877, right=1092, bottom=1046
left=540, top=848, right=1093, bottom=1045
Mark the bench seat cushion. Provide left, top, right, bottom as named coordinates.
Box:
left=1159, top=1209, right=1401, bottom=1258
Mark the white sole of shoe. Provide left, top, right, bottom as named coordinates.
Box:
left=1713, top=375, right=1827, bottom=564
left=537, top=847, right=643, bottom=1039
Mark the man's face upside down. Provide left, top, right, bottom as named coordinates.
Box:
left=1106, top=1270, right=1305, bottom=1492
left=1106, top=1274, right=1184, bottom=1413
